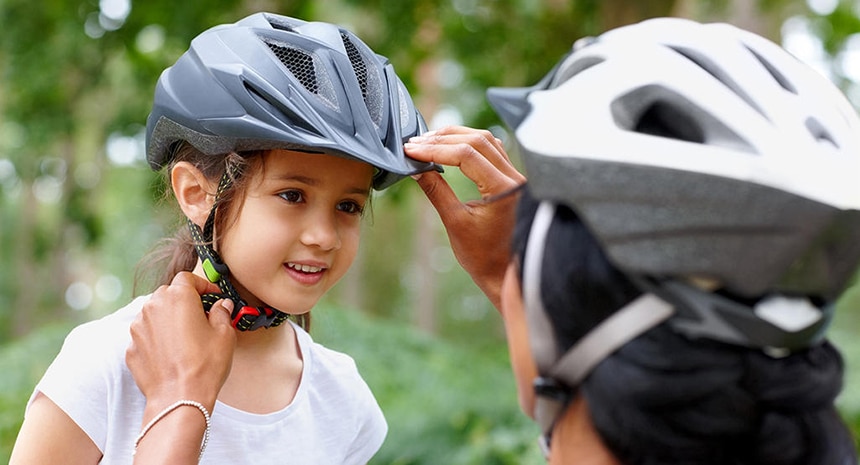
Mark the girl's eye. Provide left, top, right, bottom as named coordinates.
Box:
left=338, top=200, right=364, bottom=215
left=278, top=190, right=304, bottom=203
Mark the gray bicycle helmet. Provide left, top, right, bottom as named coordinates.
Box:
left=488, top=18, right=860, bottom=445
left=146, top=12, right=435, bottom=189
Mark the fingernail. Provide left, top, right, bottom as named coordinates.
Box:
left=410, top=173, right=423, bottom=181
left=222, top=299, right=234, bottom=311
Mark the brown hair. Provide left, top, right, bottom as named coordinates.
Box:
left=136, top=142, right=311, bottom=331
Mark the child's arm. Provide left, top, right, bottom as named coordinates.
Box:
left=405, top=125, right=526, bottom=311
left=10, top=393, right=102, bottom=464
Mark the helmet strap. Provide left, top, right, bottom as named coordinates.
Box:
left=636, top=278, right=832, bottom=352
left=188, top=171, right=289, bottom=331
left=523, top=201, right=675, bottom=458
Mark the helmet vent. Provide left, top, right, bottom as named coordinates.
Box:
left=397, top=82, right=410, bottom=130
left=553, top=56, right=604, bottom=88
left=806, top=117, right=837, bottom=147
left=635, top=100, right=705, bottom=143
left=266, top=41, right=319, bottom=92
left=265, top=15, right=295, bottom=32
left=342, top=33, right=384, bottom=127
left=264, top=39, right=338, bottom=110
left=669, top=45, right=766, bottom=119
left=613, top=85, right=755, bottom=153
left=341, top=34, right=368, bottom=100
left=746, top=46, right=797, bottom=94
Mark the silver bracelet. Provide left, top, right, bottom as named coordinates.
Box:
left=133, top=400, right=211, bottom=461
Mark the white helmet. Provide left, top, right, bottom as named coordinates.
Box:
left=489, top=17, right=860, bottom=302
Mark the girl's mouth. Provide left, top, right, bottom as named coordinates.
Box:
left=286, top=262, right=325, bottom=274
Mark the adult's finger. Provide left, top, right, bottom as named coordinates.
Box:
left=405, top=126, right=525, bottom=197
left=171, top=271, right=222, bottom=296
left=207, top=298, right=235, bottom=329
left=411, top=126, right=513, bottom=170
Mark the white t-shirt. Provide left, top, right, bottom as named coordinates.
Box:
left=28, top=295, right=387, bottom=464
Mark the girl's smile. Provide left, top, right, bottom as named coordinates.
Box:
left=284, top=260, right=328, bottom=285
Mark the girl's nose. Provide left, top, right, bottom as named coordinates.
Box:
left=299, top=211, right=341, bottom=251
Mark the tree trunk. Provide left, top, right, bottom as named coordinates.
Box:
left=600, top=0, right=680, bottom=30
left=412, top=55, right=442, bottom=334
left=12, top=180, right=37, bottom=337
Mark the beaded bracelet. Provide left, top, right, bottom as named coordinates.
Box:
left=133, top=400, right=211, bottom=461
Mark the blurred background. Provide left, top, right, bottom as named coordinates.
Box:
left=1, top=0, right=859, bottom=463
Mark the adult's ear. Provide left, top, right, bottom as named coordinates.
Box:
left=171, top=161, right=216, bottom=228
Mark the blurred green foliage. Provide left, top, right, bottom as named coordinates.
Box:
left=2, top=0, right=860, bottom=461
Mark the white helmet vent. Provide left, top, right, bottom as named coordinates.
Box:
left=805, top=117, right=837, bottom=147
left=746, top=46, right=797, bottom=94
left=552, top=55, right=604, bottom=88
left=670, top=45, right=766, bottom=119
left=611, top=85, right=756, bottom=153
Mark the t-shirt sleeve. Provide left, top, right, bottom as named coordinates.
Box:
left=342, top=375, right=387, bottom=465
left=302, top=330, right=388, bottom=465
left=28, top=314, right=132, bottom=453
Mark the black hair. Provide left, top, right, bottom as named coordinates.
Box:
left=512, top=185, right=857, bottom=465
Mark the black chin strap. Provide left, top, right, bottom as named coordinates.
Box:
left=188, top=171, right=289, bottom=331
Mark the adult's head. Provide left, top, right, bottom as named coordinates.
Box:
left=489, top=17, right=860, bottom=464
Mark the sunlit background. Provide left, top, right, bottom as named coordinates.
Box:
left=1, top=0, right=859, bottom=462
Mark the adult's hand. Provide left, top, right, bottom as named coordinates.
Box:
left=126, top=271, right=236, bottom=414
left=126, top=272, right=236, bottom=464
left=405, top=125, right=526, bottom=310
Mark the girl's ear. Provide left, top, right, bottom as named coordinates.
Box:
left=171, top=161, right=216, bottom=228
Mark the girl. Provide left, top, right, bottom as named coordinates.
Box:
left=11, top=12, right=439, bottom=464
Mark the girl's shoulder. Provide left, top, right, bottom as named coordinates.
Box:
left=63, top=295, right=149, bottom=350
left=293, top=323, right=362, bottom=379
left=67, top=295, right=149, bottom=339
left=293, top=324, right=379, bottom=403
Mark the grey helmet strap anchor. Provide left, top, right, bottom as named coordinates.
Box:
left=189, top=171, right=289, bottom=331
left=523, top=201, right=675, bottom=457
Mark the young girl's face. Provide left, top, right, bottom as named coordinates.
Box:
left=217, top=149, right=374, bottom=314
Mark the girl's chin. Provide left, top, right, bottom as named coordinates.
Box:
left=245, top=295, right=318, bottom=315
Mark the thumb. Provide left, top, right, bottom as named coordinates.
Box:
left=413, top=171, right=460, bottom=217
left=208, top=299, right=235, bottom=328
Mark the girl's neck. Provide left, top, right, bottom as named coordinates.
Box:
left=188, top=263, right=305, bottom=413
left=220, top=320, right=304, bottom=414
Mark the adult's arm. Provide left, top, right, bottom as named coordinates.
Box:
left=125, top=271, right=236, bottom=464
left=405, top=126, right=526, bottom=310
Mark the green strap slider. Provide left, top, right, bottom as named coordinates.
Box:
left=202, top=258, right=222, bottom=283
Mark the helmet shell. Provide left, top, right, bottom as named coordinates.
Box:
left=489, top=18, right=860, bottom=300
left=146, top=12, right=434, bottom=189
